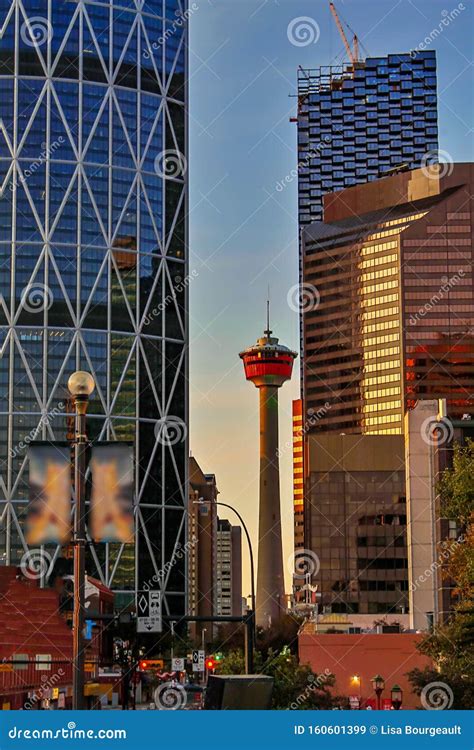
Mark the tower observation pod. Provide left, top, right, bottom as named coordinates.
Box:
left=239, top=319, right=297, bottom=628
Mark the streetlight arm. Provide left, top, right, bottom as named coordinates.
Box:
left=213, top=500, right=256, bottom=616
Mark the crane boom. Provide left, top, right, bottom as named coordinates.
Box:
left=353, top=35, right=360, bottom=63
left=329, top=2, right=357, bottom=64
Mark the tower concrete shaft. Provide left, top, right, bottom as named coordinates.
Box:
left=257, top=384, right=285, bottom=627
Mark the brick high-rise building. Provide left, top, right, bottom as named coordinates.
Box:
left=300, top=163, right=473, bottom=617
left=302, top=163, right=474, bottom=435
left=188, top=458, right=218, bottom=636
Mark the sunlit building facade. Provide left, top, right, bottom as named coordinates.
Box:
left=292, top=399, right=305, bottom=552
left=0, top=1, right=188, bottom=615
left=302, top=164, right=474, bottom=434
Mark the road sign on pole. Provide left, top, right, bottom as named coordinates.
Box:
left=172, top=657, right=185, bottom=671
left=198, top=650, right=205, bottom=671
left=192, top=650, right=200, bottom=672
left=136, top=591, right=162, bottom=633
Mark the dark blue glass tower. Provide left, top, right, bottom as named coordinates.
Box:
left=0, top=1, right=188, bottom=616
left=297, top=52, right=439, bottom=225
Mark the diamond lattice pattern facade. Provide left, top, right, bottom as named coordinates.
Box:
left=0, top=0, right=188, bottom=616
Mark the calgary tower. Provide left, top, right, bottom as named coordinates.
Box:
left=239, top=306, right=297, bottom=627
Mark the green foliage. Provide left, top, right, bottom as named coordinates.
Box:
left=438, top=439, right=474, bottom=526
left=256, top=614, right=303, bottom=657
left=409, top=440, right=474, bottom=707
left=408, top=666, right=473, bottom=711
left=218, top=646, right=345, bottom=710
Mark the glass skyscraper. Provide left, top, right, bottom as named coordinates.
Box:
left=297, top=52, right=438, bottom=225
left=0, top=1, right=188, bottom=616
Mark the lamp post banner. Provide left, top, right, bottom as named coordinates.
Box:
left=90, top=443, right=134, bottom=543
left=26, top=443, right=72, bottom=545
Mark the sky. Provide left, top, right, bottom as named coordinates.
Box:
left=187, top=0, right=474, bottom=596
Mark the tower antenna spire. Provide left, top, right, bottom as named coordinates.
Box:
left=265, top=287, right=272, bottom=337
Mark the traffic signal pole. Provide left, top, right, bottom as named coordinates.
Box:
left=161, top=615, right=255, bottom=675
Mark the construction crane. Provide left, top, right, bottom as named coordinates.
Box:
left=329, top=2, right=360, bottom=65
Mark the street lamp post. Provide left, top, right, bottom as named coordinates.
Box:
left=371, top=674, right=385, bottom=710
left=391, top=684, right=403, bottom=710
left=68, top=371, right=95, bottom=711
left=193, top=499, right=256, bottom=673
left=211, top=500, right=256, bottom=674
left=351, top=675, right=361, bottom=709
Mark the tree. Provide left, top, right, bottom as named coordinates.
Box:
left=408, top=439, right=474, bottom=709
left=256, top=613, right=303, bottom=657
left=218, top=646, right=346, bottom=710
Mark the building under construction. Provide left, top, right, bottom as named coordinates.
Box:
left=296, top=5, right=439, bottom=225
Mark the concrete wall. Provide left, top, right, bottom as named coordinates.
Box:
left=404, top=400, right=439, bottom=631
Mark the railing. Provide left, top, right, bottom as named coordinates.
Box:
left=0, top=659, right=98, bottom=698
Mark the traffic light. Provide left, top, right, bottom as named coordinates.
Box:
left=139, top=659, right=164, bottom=671
left=205, top=657, right=216, bottom=671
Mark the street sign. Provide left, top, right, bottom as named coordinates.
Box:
left=198, top=650, right=205, bottom=671
left=172, top=657, right=185, bottom=671
left=136, top=590, right=162, bottom=633
left=192, top=650, right=205, bottom=671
